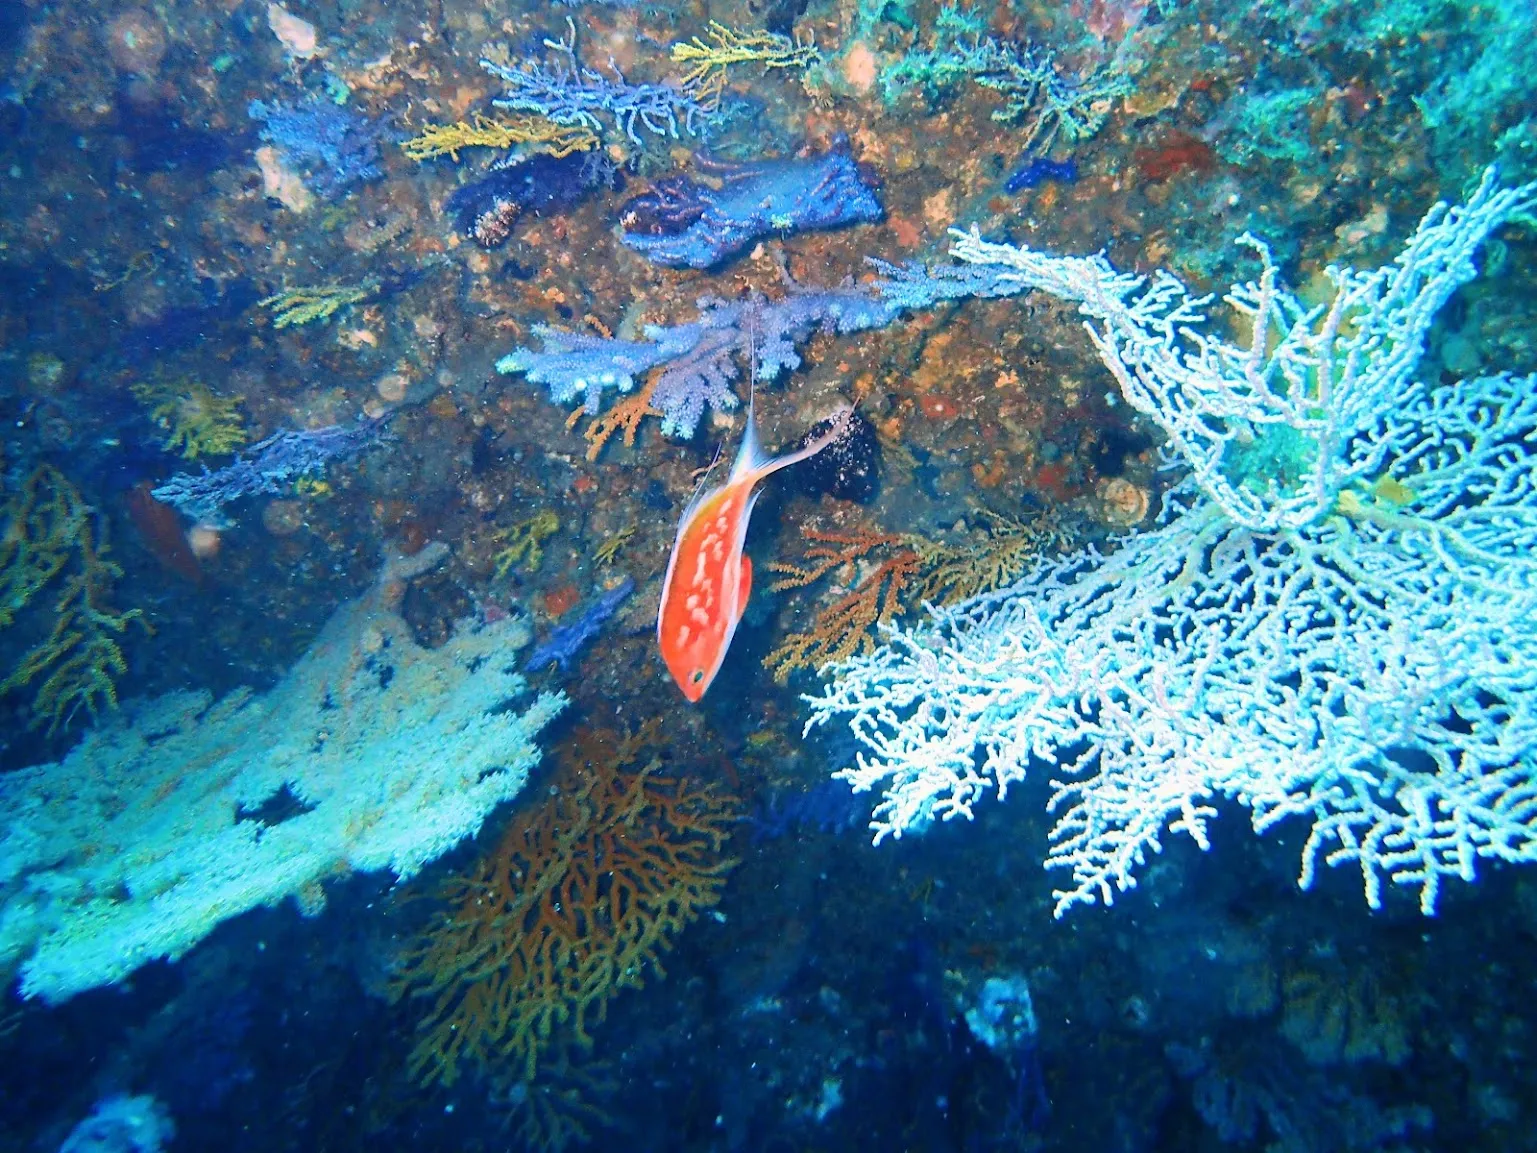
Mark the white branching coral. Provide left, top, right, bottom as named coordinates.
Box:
left=0, top=544, right=566, bottom=1002
left=947, top=169, right=1537, bottom=532
left=806, top=172, right=1537, bottom=917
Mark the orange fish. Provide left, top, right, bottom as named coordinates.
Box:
left=658, top=408, right=846, bottom=701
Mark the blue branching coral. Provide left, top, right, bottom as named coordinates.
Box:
left=499, top=242, right=1043, bottom=438
left=618, top=138, right=884, bottom=269
left=499, top=285, right=895, bottom=438
left=151, top=421, right=386, bottom=526
left=248, top=97, right=386, bottom=199
left=524, top=578, right=636, bottom=673
left=865, top=254, right=1024, bottom=309
left=480, top=20, right=715, bottom=146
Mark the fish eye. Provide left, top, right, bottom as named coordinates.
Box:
left=690, top=669, right=705, bottom=685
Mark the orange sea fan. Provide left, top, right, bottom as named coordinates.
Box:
left=391, top=720, right=741, bottom=1088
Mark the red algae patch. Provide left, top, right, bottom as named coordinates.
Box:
left=544, top=584, right=581, bottom=618
left=918, top=393, right=962, bottom=422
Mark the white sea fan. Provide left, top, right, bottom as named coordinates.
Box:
left=806, top=172, right=1537, bottom=916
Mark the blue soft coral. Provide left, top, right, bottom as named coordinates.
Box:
left=248, top=98, right=385, bottom=199
left=619, top=139, right=884, bottom=269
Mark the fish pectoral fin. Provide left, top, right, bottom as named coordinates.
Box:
left=737, top=554, right=753, bottom=617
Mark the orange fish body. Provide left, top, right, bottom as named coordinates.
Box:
left=658, top=410, right=843, bottom=701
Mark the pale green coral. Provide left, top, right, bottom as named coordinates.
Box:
left=260, top=282, right=373, bottom=328
left=1252, top=0, right=1536, bottom=182
left=877, top=5, right=1129, bottom=155
left=1216, top=85, right=1320, bottom=167
left=1413, top=2, right=1537, bottom=182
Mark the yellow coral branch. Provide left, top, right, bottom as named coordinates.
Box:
left=131, top=380, right=247, bottom=460
left=671, top=22, right=821, bottom=107
left=401, top=113, right=600, bottom=162
left=0, top=468, right=146, bottom=734
left=0, top=464, right=87, bottom=629
left=491, top=509, right=560, bottom=577
left=592, top=526, right=635, bottom=567
left=4, top=577, right=137, bottom=734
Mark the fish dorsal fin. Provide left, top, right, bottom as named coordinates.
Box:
left=672, top=440, right=726, bottom=548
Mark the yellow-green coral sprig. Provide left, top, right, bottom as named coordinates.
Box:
left=132, top=380, right=248, bottom=460
left=0, top=465, right=87, bottom=628
left=260, top=282, right=374, bottom=329
left=671, top=22, right=821, bottom=107
left=0, top=468, right=146, bottom=734
left=592, top=526, right=635, bottom=567
left=2, top=563, right=141, bottom=735
left=492, top=510, right=560, bottom=578
left=908, top=507, right=1070, bottom=605
left=401, top=113, right=600, bottom=162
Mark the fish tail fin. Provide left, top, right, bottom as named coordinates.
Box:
left=740, top=405, right=853, bottom=483
left=732, top=316, right=767, bottom=480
